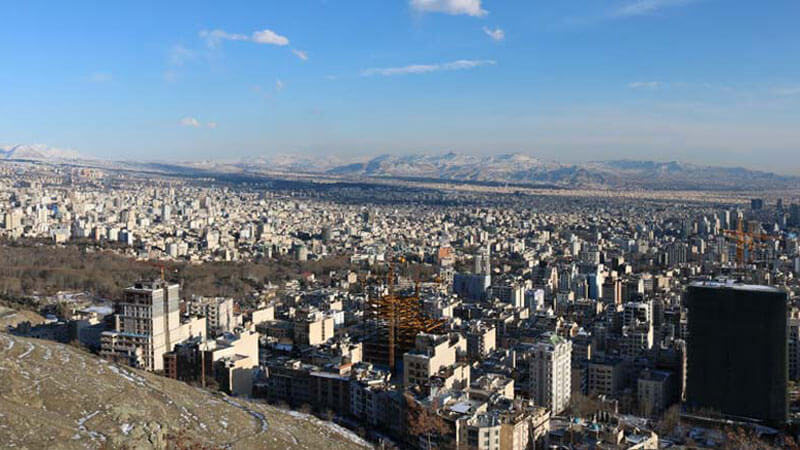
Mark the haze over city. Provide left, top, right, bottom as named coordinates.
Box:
left=2, top=0, right=800, bottom=172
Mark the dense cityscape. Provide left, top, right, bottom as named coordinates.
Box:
left=3, top=0, right=799, bottom=448
left=2, top=159, right=800, bottom=448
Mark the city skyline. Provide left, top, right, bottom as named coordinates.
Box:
left=2, top=0, right=800, bottom=173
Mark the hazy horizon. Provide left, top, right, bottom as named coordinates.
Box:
left=2, top=0, right=799, bottom=173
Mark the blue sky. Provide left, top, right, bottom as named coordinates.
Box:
left=1, top=0, right=799, bottom=172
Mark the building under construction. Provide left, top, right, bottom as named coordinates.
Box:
left=362, top=273, right=446, bottom=373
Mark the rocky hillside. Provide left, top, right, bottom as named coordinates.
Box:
left=0, top=332, right=372, bottom=449
left=0, top=306, right=46, bottom=330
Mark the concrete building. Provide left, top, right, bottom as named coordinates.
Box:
left=208, top=330, right=260, bottom=396
left=637, top=369, right=675, bottom=417
left=465, top=321, right=497, bottom=360
left=186, top=296, right=235, bottom=335
left=404, top=332, right=466, bottom=389
left=294, top=307, right=334, bottom=346
left=529, top=334, right=572, bottom=415
left=101, top=280, right=202, bottom=372
left=588, top=358, right=626, bottom=398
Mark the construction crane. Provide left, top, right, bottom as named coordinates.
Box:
left=145, top=261, right=168, bottom=281
left=723, top=221, right=775, bottom=266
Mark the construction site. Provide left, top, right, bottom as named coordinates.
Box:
left=362, top=267, right=446, bottom=374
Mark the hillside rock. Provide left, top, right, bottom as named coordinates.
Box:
left=0, top=332, right=372, bottom=449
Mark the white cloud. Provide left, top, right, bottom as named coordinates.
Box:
left=252, top=29, right=289, bottom=46
left=612, top=0, right=696, bottom=18
left=292, top=49, right=308, bottom=61
left=628, top=81, right=662, bottom=89
left=88, top=72, right=112, bottom=83
left=199, top=29, right=248, bottom=48
left=482, top=26, right=504, bottom=41
left=168, top=44, right=197, bottom=66
left=180, top=117, right=201, bottom=128
left=362, top=59, right=495, bottom=76
left=180, top=117, right=217, bottom=128
left=276, top=80, right=284, bottom=91
left=772, top=86, right=800, bottom=96
left=410, top=0, right=487, bottom=17
left=163, top=70, right=179, bottom=83
left=199, top=28, right=290, bottom=47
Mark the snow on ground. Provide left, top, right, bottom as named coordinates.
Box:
left=76, top=410, right=101, bottom=427
left=1, top=335, right=14, bottom=351
left=323, top=421, right=371, bottom=447
left=107, top=364, right=147, bottom=385
left=220, top=396, right=269, bottom=433
left=17, top=342, right=34, bottom=359
left=284, top=409, right=370, bottom=447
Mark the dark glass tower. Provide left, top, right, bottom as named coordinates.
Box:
left=686, top=282, right=787, bottom=425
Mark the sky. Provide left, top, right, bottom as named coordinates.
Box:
left=1, top=0, right=799, bottom=172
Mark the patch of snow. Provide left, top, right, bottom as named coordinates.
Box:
left=77, top=410, right=101, bottom=426
left=284, top=409, right=369, bottom=447
left=220, top=396, right=269, bottom=433
left=323, top=421, right=371, bottom=447
left=17, top=342, right=34, bottom=359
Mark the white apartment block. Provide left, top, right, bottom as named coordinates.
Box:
left=403, top=332, right=467, bottom=388
left=101, top=280, right=205, bottom=372
left=187, top=296, right=235, bottom=334
left=529, top=334, right=572, bottom=415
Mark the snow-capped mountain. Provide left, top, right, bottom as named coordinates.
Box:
left=0, top=144, right=85, bottom=161
left=286, top=152, right=799, bottom=190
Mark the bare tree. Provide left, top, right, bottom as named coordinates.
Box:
left=654, top=404, right=681, bottom=437
left=405, top=394, right=450, bottom=449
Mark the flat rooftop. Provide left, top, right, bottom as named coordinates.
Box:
left=689, top=281, right=783, bottom=293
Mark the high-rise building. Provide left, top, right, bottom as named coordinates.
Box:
left=3, top=208, right=22, bottom=230
left=686, top=281, right=787, bottom=425
left=474, top=246, right=491, bottom=276
left=101, top=280, right=184, bottom=371
left=187, top=296, right=236, bottom=335
left=791, top=204, right=800, bottom=227
left=789, top=310, right=800, bottom=382
left=529, top=334, right=572, bottom=415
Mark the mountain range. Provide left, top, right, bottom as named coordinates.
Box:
left=1, top=144, right=86, bottom=161
left=236, top=152, right=799, bottom=191
left=2, top=144, right=797, bottom=190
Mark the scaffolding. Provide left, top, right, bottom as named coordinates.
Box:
left=363, top=267, right=446, bottom=373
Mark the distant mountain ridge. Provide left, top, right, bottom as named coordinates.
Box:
left=0, top=144, right=86, bottom=161
left=1, top=145, right=796, bottom=190
left=246, top=152, right=797, bottom=190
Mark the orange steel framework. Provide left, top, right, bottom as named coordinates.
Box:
left=723, top=221, right=766, bottom=266
left=363, top=267, right=446, bottom=373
